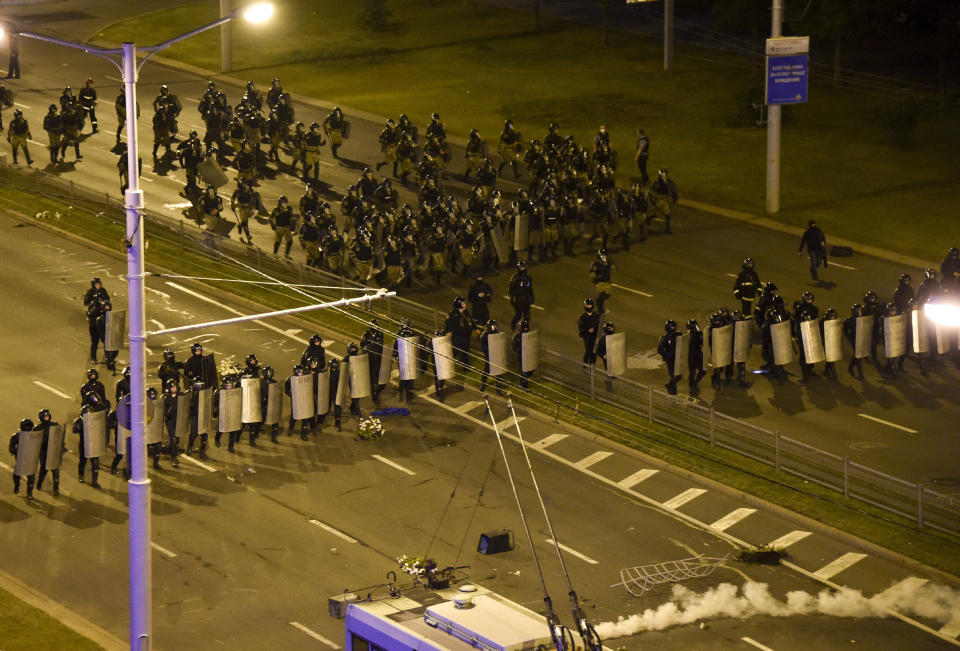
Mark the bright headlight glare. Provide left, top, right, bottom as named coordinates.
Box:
left=242, top=2, right=274, bottom=24
left=924, top=301, right=960, bottom=327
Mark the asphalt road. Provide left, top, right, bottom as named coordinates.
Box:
left=1, top=206, right=958, bottom=647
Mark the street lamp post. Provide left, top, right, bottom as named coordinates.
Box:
left=625, top=0, right=674, bottom=72
left=16, top=4, right=273, bottom=648
left=766, top=0, right=783, bottom=214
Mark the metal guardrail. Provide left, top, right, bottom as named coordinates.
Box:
left=2, top=164, right=958, bottom=538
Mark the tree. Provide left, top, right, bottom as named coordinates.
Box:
left=801, top=0, right=894, bottom=87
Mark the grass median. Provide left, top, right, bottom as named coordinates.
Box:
left=2, top=177, right=958, bottom=580
left=0, top=584, right=104, bottom=651
left=97, top=0, right=956, bottom=261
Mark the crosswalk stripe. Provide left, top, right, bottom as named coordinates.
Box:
left=940, top=620, right=960, bottom=639
left=710, top=508, right=756, bottom=532
left=454, top=400, right=484, bottom=414
left=573, top=451, right=612, bottom=469
left=768, top=530, right=812, bottom=549
left=529, top=433, right=567, bottom=450
left=617, top=468, right=658, bottom=488
left=662, top=488, right=706, bottom=509
left=877, top=576, right=928, bottom=598
left=812, top=552, right=867, bottom=581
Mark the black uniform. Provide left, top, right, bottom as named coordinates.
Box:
left=479, top=324, right=505, bottom=395
left=578, top=306, right=601, bottom=364
left=444, top=306, right=475, bottom=369
left=468, top=277, right=493, bottom=326
left=508, top=268, right=534, bottom=330
left=361, top=324, right=385, bottom=405
left=733, top=268, right=761, bottom=316
left=687, top=321, right=705, bottom=391
left=657, top=329, right=681, bottom=395
left=35, top=414, right=61, bottom=495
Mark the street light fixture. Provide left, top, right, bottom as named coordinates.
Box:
left=17, top=4, right=273, bottom=649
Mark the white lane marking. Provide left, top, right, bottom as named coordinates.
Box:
left=940, top=619, right=960, bottom=639
left=309, top=519, right=358, bottom=544
left=184, top=97, right=199, bottom=103
left=371, top=454, right=415, bottom=476
left=165, top=282, right=309, bottom=344
left=494, top=415, right=526, bottom=433
left=453, top=400, right=483, bottom=414
left=610, top=283, right=654, bottom=298
left=878, top=576, right=928, bottom=598
left=857, top=413, right=918, bottom=434
left=768, top=530, right=811, bottom=549
left=149, top=318, right=166, bottom=331
left=500, top=295, right=545, bottom=311
left=545, top=538, right=598, bottom=565
left=710, top=507, right=756, bottom=532
left=180, top=454, right=216, bottom=473
left=33, top=380, right=73, bottom=400
left=742, top=637, right=775, bottom=651
left=662, top=488, right=706, bottom=509
left=289, top=621, right=340, bottom=649
left=0, top=460, right=12, bottom=471
left=573, top=451, right=612, bottom=469
left=529, top=433, right=567, bottom=450
left=318, top=160, right=334, bottom=167
left=140, top=176, right=155, bottom=182
left=106, top=76, right=122, bottom=83
left=14, top=102, right=31, bottom=110
left=101, top=129, right=115, bottom=136
left=812, top=552, right=867, bottom=581
left=726, top=273, right=738, bottom=278
left=617, top=468, right=658, bottom=489
left=163, top=202, right=195, bottom=210
left=829, top=261, right=856, bottom=270
left=150, top=542, right=177, bottom=558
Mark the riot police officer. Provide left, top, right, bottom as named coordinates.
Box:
left=157, top=349, right=183, bottom=388
left=80, top=367, right=107, bottom=405
left=820, top=308, right=840, bottom=380
left=468, top=274, right=494, bottom=327
left=733, top=258, right=761, bottom=316
left=393, top=319, right=417, bottom=403
left=9, top=418, right=37, bottom=499
left=595, top=322, right=617, bottom=391
left=844, top=304, right=866, bottom=380
left=657, top=320, right=682, bottom=395
left=261, top=366, right=281, bottom=443
left=284, top=364, right=313, bottom=440
left=183, top=342, right=207, bottom=383
left=361, top=319, right=385, bottom=406
left=445, top=297, right=475, bottom=372
left=163, top=380, right=182, bottom=467
left=430, top=329, right=449, bottom=401
left=511, top=320, right=533, bottom=389
left=7, top=108, right=32, bottom=165
left=588, top=249, right=613, bottom=314
left=73, top=391, right=108, bottom=487
left=649, top=169, right=678, bottom=234
left=861, top=290, right=881, bottom=364
left=79, top=78, right=98, bottom=133
left=186, top=379, right=210, bottom=459
left=760, top=296, right=789, bottom=380
left=508, top=261, right=535, bottom=330
left=687, top=318, right=705, bottom=392
left=479, top=320, right=505, bottom=395
left=578, top=298, right=601, bottom=365
left=271, top=195, right=295, bottom=258
left=35, top=409, right=61, bottom=496
left=241, top=354, right=263, bottom=446
left=301, top=333, right=327, bottom=369
left=708, top=307, right=734, bottom=389
left=43, top=104, right=62, bottom=164
left=793, top=291, right=820, bottom=382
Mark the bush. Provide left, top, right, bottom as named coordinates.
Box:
left=869, top=100, right=921, bottom=149
left=359, top=0, right=392, bottom=32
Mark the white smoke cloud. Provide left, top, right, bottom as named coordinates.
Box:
left=596, top=580, right=960, bottom=638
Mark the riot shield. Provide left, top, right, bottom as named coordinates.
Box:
left=218, top=387, right=242, bottom=433
left=116, top=423, right=130, bottom=456
left=672, top=333, right=688, bottom=374
left=342, top=120, right=351, bottom=139
left=770, top=321, right=794, bottom=366
left=604, top=332, right=626, bottom=378
left=377, top=353, right=393, bottom=387
left=513, top=212, right=529, bottom=252
left=197, top=157, right=229, bottom=188
left=883, top=314, right=907, bottom=359
left=289, top=374, right=315, bottom=420
left=348, top=354, right=372, bottom=398
left=398, top=336, right=419, bottom=381
left=146, top=394, right=164, bottom=445
left=935, top=323, right=954, bottom=355
left=823, top=319, right=843, bottom=362
left=175, top=393, right=190, bottom=439
left=335, top=365, right=349, bottom=406
left=710, top=324, right=733, bottom=368
left=911, top=309, right=929, bottom=355
left=195, top=387, right=212, bottom=436
left=241, top=377, right=263, bottom=423
left=854, top=316, right=871, bottom=358
left=432, top=335, right=456, bottom=381
left=487, top=332, right=508, bottom=376
left=316, top=369, right=330, bottom=416
left=104, top=309, right=126, bottom=352
left=732, top=320, right=752, bottom=364
left=491, top=222, right=509, bottom=263
left=521, top=329, right=540, bottom=373
left=82, top=410, right=107, bottom=458
left=263, top=382, right=282, bottom=425
left=800, top=320, right=825, bottom=364
left=200, top=353, right=219, bottom=389
left=13, top=430, right=42, bottom=477
left=44, top=424, right=65, bottom=470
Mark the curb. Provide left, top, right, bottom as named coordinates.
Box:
left=0, top=566, right=126, bottom=651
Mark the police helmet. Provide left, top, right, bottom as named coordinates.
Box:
left=83, top=391, right=102, bottom=408
left=658, top=168, right=669, bottom=176
left=431, top=112, right=440, bottom=121
left=122, top=366, right=131, bottom=378
left=603, top=322, right=615, bottom=334
left=772, top=295, right=785, bottom=307
left=91, top=277, right=102, bottom=287
left=597, top=248, right=607, bottom=260
left=146, top=387, right=158, bottom=400
left=189, top=130, right=198, bottom=138
left=487, top=319, right=498, bottom=332
left=518, top=320, right=530, bottom=332
left=48, top=103, right=57, bottom=111
left=851, top=303, right=863, bottom=317
left=159, top=84, right=168, bottom=93
left=824, top=308, right=838, bottom=319
left=206, top=184, right=216, bottom=194
left=504, top=120, right=513, bottom=130
left=207, top=80, right=216, bottom=88
left=743, top=257, right=754, bottom=270
left=764, top=281, right=778, bottom=293
left=802, top=291, right=814, bottom=303
left=310, top=333, right=323, bottom=347
left=191, top=342, right=203, bottom=355
left=584, top=298, right=595, bottom=310
left=262, top=365, right=274, bottom=380
left=899, top=273, right=911, bottom=285
left=516, top=260, right=527, bottom=270
left=686, top=318, right=699, bottom=330
left=86, top=368, right=99, bottom=381
left=63, top=85, right=71, bottom=92
left=20, top=418, right=34, bottom=431
left=292, top=364, right=305, bottom=376
left=278, top=195, right=288, bottom=205
left=863, top=290, right=877, bottom=303
left=13, top=109, right=21, bottom=119
left=469, top=128, right=478, bottom=138
left=924, top=268, right=937, bottom=280
left=295, top=121, right=305, bottom=129
left=950, top=247, right=959, bottom=258
left=399, top=113, right=409, bottom=122
left=328, top=358, right=340, bottom=371
left=163, top=349, right=175, bottom=361
left=453, top=296, right=465, bottom=309
left=245, top=353, right=258, bottom=367
left=38, top=409, right=51, bottom=422
left=886, top=301, right=898, bottom=315
left=664, top=320, right=677, bottom=332
left=310, top=121, right=320, bottom=130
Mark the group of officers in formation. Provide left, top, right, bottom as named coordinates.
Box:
left=654, top=250, right=960, bottom=395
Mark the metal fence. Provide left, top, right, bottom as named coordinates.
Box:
left=2, top=164, right=958, bottom=538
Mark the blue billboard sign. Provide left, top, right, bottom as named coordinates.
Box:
left=766, top=54, right=809, bottom=105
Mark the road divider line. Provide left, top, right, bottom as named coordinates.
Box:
left=741, top=637, right=775, bottom=651
left=179, top=454, right=217, bottom=473
left=878, top=576, right=927, bottom=599
left=662, top=488, right=706, bottom=509
left=610, top=283, right=654, bottom=298
left=500, top=295, right=545, bottom=310
left=812, top=552, right=867, bottom=581
left=573, top=451, right=613, bottom=470
left=530, top=433, right=566, bottom=450
left=857, top=413, right=918, bottom=434
left=0, top=460, right=11, bottom=472
left=710, top=507, right=756, bottom=532
left=494, top=415, right=526, bottom=433
left=453, top=400, right=484, bottom=414
left=829, top=261, right=856, bottom=270
left=371, top=454, right=415, bottom=476
left=939, top=619, right=960, bottom=639
left=33, top=380, right=73, bottom=400
left=290, top=622, right=341, bottom=649
left=14, top=102, right=31, bottom=110
left=545, top=539, right=598, bottom=565
left=309, top=519, right=358, bottom=544
left=617, top=468, right=658, bottom=489
left=150, top=542, right=177, bottom=558
left=767, top=530, right=811, bottom=549
left=725, top=273, right=738, bottom=278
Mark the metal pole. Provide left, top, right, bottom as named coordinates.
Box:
left=122, top=42, right=151, bottom=651
left=765, top=0, right=783, bottom=214
left=220, top=0, right=232, bottom=73
left=663, top=0, right=674, bottom=72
